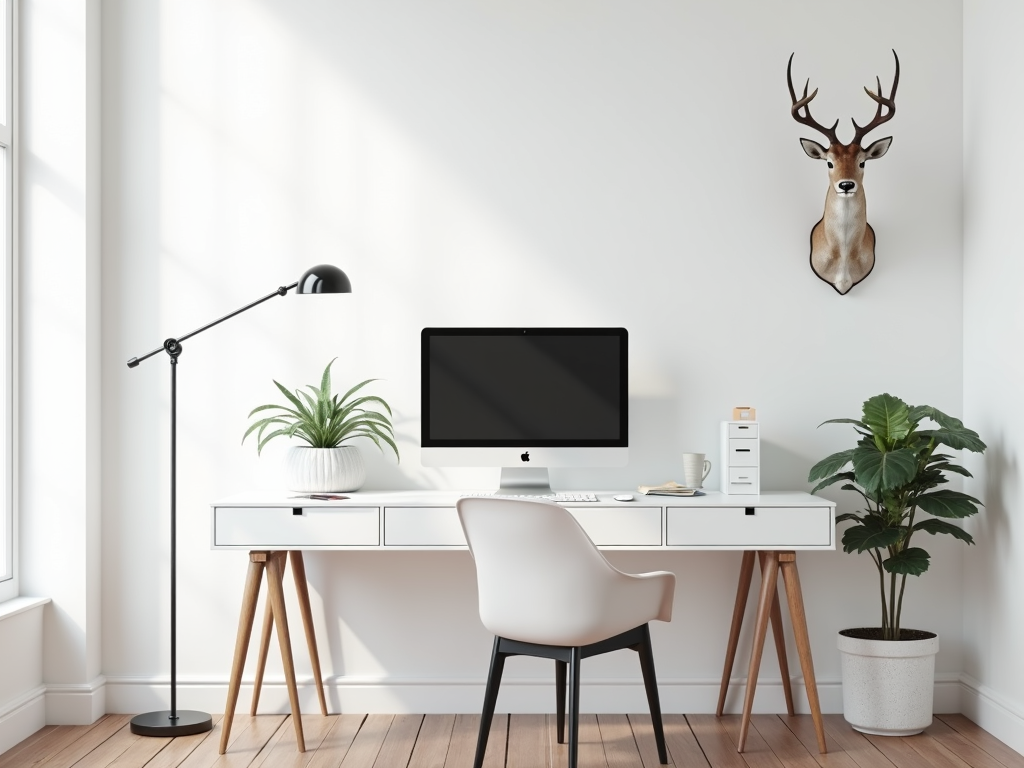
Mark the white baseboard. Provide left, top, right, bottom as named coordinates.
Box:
left=44, top=677, right=106, bottom=725
left=0, top=685, right=46, bottom=756
left=102, top=674, right=961, bottom=718
left=960, top=674, right=1024, bottom=756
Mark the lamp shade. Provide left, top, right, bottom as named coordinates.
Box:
left=297, top=264, right=352, bottom=294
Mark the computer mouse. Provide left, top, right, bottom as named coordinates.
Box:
left=613, top=494, right=634, bottom=502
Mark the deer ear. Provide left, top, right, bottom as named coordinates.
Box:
left=800, top=138, right=829, bottom=160
left=864, top=136, right=892, bottom=160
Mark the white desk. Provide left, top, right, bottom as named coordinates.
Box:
left=210, top=490, right=835, bottom=754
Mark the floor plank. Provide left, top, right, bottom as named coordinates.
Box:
left=337, top=714, right=392, bottom=768
left=718, top=713, right=785, bottom=768
left=685, top=715, right=748, bottom=768
left=598, top=714, right=644, bottom=768
left=660, top=714, right=711, bottom=768
left=303, top=714, right=366, bottom=768
left=507, top=714, right=550, bottom=768
left=777, top=715, right=862, bottom=768
left=36, top=715, right=132, bottom=768
left=749, top=715, right=820, bottom=768
left=251, top=714, right=337, bottom=767
left=141, top=715, right=224, bottom=768
left=372, top=714, right=423, bottom=768
left=938, top=715, right=1024, bottom=768
left=408, top=714, right=456, bottom=768
left=442, top=714, right=507, bottom=768
left=819, top=716, right=898, bottom=768
left=1, top=711, right=1020, bottom=768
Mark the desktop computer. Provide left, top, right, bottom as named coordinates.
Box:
left=420, top=327, right=628, bottom=496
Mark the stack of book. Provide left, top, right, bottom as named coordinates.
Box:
left=637, top=481, right=702, bottom=497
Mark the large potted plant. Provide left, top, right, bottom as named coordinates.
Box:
left=808, top=393, right=985, bottom=736
left=243, top=358, right=399, bottom=492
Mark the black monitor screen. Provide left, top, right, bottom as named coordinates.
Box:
left=421, top=328, right=628, bottom=447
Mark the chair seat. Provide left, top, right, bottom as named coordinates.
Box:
left=457, top=496, right=675, bottom=768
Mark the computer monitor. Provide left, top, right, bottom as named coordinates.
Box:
left=421, top=328, right=628, bottom=494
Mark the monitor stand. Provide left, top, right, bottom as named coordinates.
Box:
left=497, top=467, right=553, bottom=496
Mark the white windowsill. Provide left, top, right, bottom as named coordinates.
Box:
left=0, top=596, right=50, bottom=621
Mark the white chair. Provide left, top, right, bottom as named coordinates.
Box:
left=456, top=496, right=676, bottom=768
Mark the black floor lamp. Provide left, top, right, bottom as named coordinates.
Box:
left=126, top=264, right=352, bottom=736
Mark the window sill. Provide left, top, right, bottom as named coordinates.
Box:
left=0, top=596, right=50, bottom=621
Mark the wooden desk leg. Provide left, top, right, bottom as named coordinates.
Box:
left=779, top=553, right=827, bottom=754
left=737, top=551, right=779, bottom=753
left=220, top=551, right=269, bottom=755
left=250, top=552, right=329, bottom=718
left=250, top=584, right=277, bottom=715
left=717, top=551, right=755, bottom=716
left=759, top=552, right=796, bottom=717
left=289, top=551, right=329, bottom=716
left=266, top=551, right=306, bottom=752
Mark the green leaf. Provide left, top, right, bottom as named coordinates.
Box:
left=862, top=393, right=911, bottom=443
left=819, top=417, right=867, bottom=429
left=914, top=405, right=964, bottom=430
left=916, top=428, right=987, bottom=453
left=928, top=461, right=973, bottom=478
left=811, top=471, right=855, bottom=495
left=912, top=518, right=974, bottom=544
left=916, top=489, right=983, bottom=519
left=852, top=445, right=918, bottom=493
left=835, top=512, right=863, bottom=524
left=842, top=519, right=902, bottom=553
left=807, top=450, right=855, bottom=482
left=883, top=547, right=930, bottom=576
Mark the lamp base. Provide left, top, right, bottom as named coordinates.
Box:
left=130, top=709, right=213, bottom=737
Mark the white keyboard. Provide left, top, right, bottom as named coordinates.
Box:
left=466, top=492, right=599, bottom=503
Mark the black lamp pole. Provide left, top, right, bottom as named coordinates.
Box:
left=126, top=264, right=352, bottom=737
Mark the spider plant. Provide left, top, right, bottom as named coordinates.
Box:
left=243, top=358, right=399, bottom=461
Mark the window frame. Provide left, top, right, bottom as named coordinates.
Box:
left=0, top=0, right=18, bottom=603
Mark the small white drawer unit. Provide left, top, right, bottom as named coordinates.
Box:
left=721, top=421, right=759, bottom=495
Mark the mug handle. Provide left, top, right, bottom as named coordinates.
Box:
left=702, top=459, right=712, bottom=481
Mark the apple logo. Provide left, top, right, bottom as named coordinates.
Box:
left=521, top=451, right=530, bottom=462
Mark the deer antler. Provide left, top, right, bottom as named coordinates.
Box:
left=787, top=53, right=839, bottom=147
left=851, top=49, right=900, bottom=146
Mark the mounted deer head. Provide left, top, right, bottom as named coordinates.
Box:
left=788, top=50, right=899, bottom=295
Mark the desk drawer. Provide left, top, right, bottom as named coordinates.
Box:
left=570, top=507, right=662, bottom=546
left=385, top=507, right=465, bottom=546
left=214, top=506, right=380, bottom=547
left=666, top=506, right=832, bottom=548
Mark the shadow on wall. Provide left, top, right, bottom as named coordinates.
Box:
left=961, top=434, right=1016, bottom=676
left=759, top=440, right=815, bottom=492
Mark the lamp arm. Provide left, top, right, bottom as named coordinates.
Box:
left=126, top=281, right=298, bottom=368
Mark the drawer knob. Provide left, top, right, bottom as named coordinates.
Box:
left=292, top=507, right=303, bottom=516
left=745, top=507, right=755, bottom=516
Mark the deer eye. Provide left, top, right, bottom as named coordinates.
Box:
left=827, top=161, right=834, bottom=168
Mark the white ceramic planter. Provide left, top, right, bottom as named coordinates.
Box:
left=285, top=446, right=367, bottom=493
left=838, top=629, right=939, bottom=736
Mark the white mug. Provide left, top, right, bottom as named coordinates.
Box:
left=682, top=452, right=712, bottom=489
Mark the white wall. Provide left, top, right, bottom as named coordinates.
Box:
left=95, top=0, right=969, bottom=716
left=962, top=0, right=1024, bottom=755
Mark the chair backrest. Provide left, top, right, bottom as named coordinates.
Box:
left=457, top=496, right=657, bottom=646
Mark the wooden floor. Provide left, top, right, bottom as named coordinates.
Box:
left=1, top=712, right=1021, bottom=768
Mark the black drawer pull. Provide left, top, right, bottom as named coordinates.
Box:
left=745, top=507, right=755, bottom=516
left=292, top=507, right=303, bottom=516
left=735, top=448, right=751, bottom=452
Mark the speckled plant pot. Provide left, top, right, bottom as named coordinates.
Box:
left=285, top=446, right=366, bottom=493
left=838, top=629, right=939, bottom=736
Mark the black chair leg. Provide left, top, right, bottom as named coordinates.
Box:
left=556, top=659, right=567, bottom=743
left=474, top=636, right=507, bottom=768
left=567, top=647, right=581, bottom=768
left=637, top=624, right=668, bottom=764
